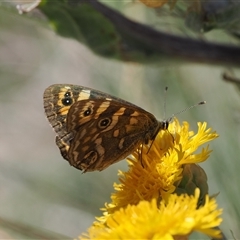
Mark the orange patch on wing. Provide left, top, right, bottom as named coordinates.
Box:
left=129, top=117, right=138, bottom=125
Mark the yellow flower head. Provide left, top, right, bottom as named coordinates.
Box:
left=80, top=189, right=222, bottom=240
left=106, top=118, right=218, bottom=213
left=79, top=119, right=221, bottom=240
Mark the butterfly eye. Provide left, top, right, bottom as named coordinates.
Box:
left=62, top=97, right=73, bottom=106
left=98, top=118, right=111, bottom=129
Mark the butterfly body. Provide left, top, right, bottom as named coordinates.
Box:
left=44, top=84, right=167, bottom=172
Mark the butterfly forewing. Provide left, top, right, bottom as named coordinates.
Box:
left=43, top=84, right=163, bottom=172
left=44, top=84, right=88, bottom=138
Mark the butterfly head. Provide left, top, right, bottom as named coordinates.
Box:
left=159, top=119, right=170, bottom=131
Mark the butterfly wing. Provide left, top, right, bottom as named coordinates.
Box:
left=64, top=99, right=159, bottom=172
left=44, top=84, right=161, bottom=172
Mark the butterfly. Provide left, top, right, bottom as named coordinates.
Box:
left=43, top=84, right=169, bottom=172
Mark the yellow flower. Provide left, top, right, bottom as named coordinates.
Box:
left=106, top=118, right=218, bottom=213
left=80, top=189, right=222, bottom=240
left=79, top=119, right=221, bottom=239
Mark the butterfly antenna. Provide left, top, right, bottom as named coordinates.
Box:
left=147, top=87, right=168, bottom=155
left=171, top=101, right=206, bottom=119
left=163, top=87, right=168, bottom=120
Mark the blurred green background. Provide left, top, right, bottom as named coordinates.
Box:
left=0, top=1, right=240, bottom=239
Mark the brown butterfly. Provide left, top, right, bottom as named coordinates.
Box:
left=43, top=84, right=169, bottom=172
